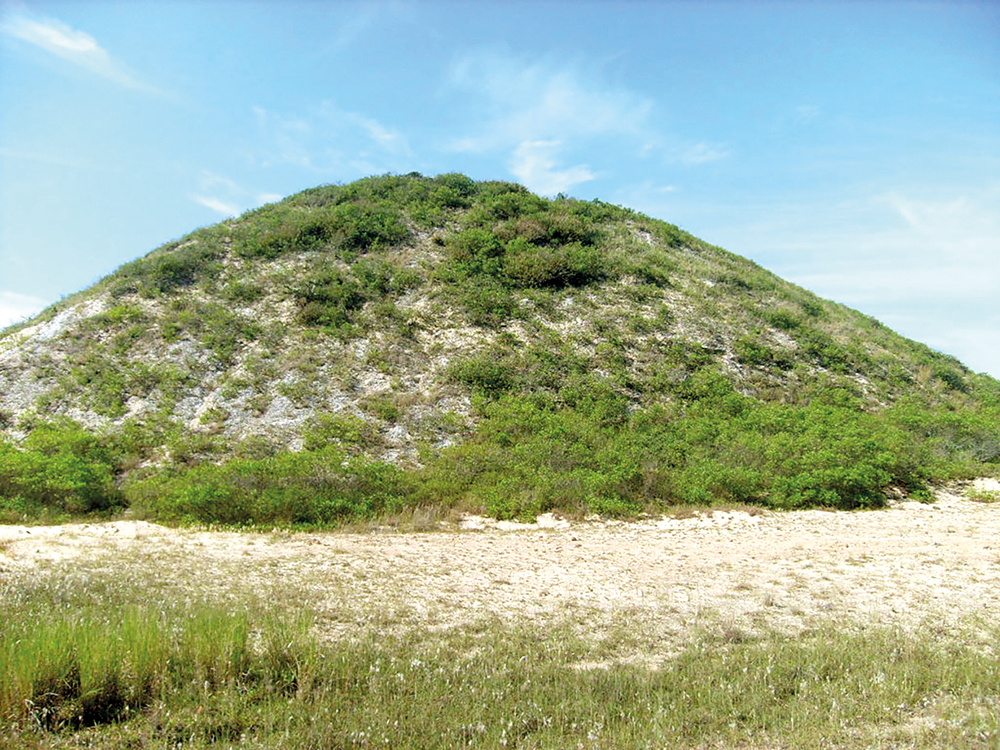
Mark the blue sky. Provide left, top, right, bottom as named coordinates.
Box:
left=2, top=1, right=998, bottom=377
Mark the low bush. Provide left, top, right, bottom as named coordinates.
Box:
left=735, top=334, right=794, bottom=370
left=416, top=373, right=937, bottom=518
left=0, top=422, right=122, bottom=519
left=293, top=268, right=366, bottom=332
left=126, top=448, right=410, bottom=527
left=236, top=202, right=408, bottom=261
left=110, top=231, right=224, bottom=297
left=302, top=413, right=379, bottom=451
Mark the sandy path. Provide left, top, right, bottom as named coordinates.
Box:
left=2, top=483, right=999, bottom=655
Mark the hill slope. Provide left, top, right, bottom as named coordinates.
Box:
left=2, top=174, right=998, bottom=522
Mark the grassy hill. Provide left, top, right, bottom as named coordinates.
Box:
left=2, top=173, right=998, bottom=524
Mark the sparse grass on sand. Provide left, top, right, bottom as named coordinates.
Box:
left=2, top=555, right=998, bottom=749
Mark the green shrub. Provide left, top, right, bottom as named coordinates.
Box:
left=62, top=355, right=175, bottom=417
left=236, top=202, right=408, bottom=261
left=83, top=304, right=147, bottom=331
left=621, top=249, right=674, bottom=287
left=443, top=201, right=610, bottom=297
left=795, top=329, right=856, bottom=373
left=360, top=394, right=402, bottom=422
left=735, top=334, right=794, bottom=370
left=110, top=234, right=223, bottom=296
left=559, top=374, right=631, bottom=427
left=480, top=186, right=546, bottom=220
left=765, top=309, right=801, bottom=331
left=502, top=240, right=608, bottom=288
left=302, top=413, right=378, bottom=451
left=0, top=428, right=121, bottom=519
left=800, top=299, right=824, bottom=318
left=328, top=202, right=409, bottom=256
left=457, top=280, right=519, bottom=327
left=222, top=280, right=266, bottom=303
left=446, top=228, right=505, bottom=279
left=449, top=350, right=519, bottom=397
left=933, top=365, right=969, bottom=393
left=129, top=448, right=410, bottom=527
left=493, top=209, right=600, bottom=248
left=293, top=268, right=365, bottom=331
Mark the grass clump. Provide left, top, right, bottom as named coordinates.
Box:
left=964, top=485, right=1000, bottom=503
left=0, top=602, right=315, bottom=736
left=2, top=584, right=998, bottom=749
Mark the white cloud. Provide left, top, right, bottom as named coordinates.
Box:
left=190, top=173, right=285, bottom=217
left=699, top=184, right=1000, bottom=378
left=883, top=190, right=999, bottom=263
left=252, top=103, right=410, bottom=173
left=322, top=5, right=379, bottom=55
left=0, top=291, right=48, bottom=329
left=1, top=14, right=153, bottom=92
left=446, top=52, right=656, bottom=153
left=354, top=114, right=407, bottom=151
left=445, top=51, right=728, bottom=192
left=0, top=147, right=90, bottom=169
left=510, top=141, right=594, bottom=197
left=678, top=142, right=730, bottom=164
left=5, top=15, right=102, bottom=54
left=795, top=104, right=821, bottom=121
left=191, top=195, right=241, bottom=217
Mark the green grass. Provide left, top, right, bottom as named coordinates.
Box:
left=2, top=576, right=998, bottom=749
left=965, top=486, right=1000, bottom=503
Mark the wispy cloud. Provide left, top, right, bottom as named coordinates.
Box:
left=678, top=142, right=730, bottom=164
left=510, top=140, right=594, bottom=197
left=446, top=52, right=656, bottom=153
left=1, top=13, right=156, bottom=92
left=320, top=4, right=380, bottom=56
left=0, top=146, right=91, bottom=169
left=883, top=190, right=999, bottom=263
left=703, top=184, right=1000, bottom=376
left=191, top=195, right=241, bottom=218
left=444, top=51, right=728, bottom=191
left=0, top=291, right=48, bottom=329
left=190, top=173, right=284, bottom=218
left=251, top=103, right=411, bottom=174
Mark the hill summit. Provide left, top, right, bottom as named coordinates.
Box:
left=2, top=173, right=998, bottom=524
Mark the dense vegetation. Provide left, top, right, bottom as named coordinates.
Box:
left=3, top=572, right=998, bottom=748
left=0, top=578, right=1000, bottom=748
left=1, top=173, right=999, bottom=524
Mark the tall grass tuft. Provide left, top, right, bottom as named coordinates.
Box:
left=0, top=603, right=318, bottom=733
left=3, top=593, right=999, bottom=748
left=1, top=606, right=166, bottom=729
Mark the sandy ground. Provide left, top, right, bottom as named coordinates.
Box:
left=2, top=480, right=999, bottom=656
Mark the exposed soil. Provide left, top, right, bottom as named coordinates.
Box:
left=2, top=481, right=999, bottom=660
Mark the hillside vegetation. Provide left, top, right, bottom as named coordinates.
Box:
left=1, top=173, right=998, bottom=524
